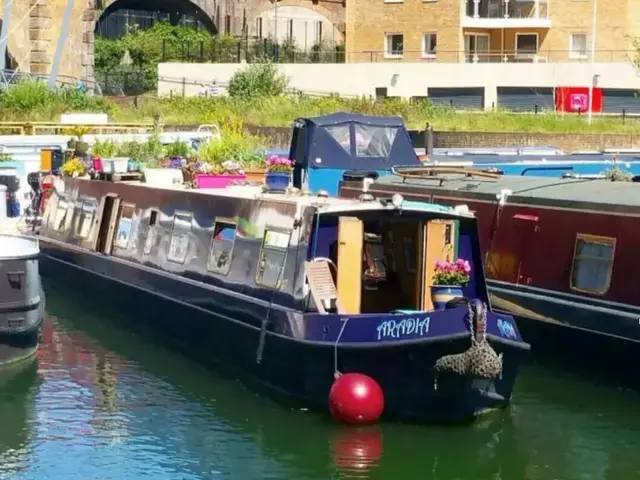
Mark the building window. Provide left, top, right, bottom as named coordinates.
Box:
left=225, top=14, right=231, bottom=34
left=207, top=219, right=237, bottom=275
left=167, top=211, right=193, bottom=264
left=257, top=17, right=263, bottom=38
left=114, top=203, right=136, bottom=250
left=569, top=33, right=588, bottom=59
left=422, top=32, right=437, bottom=58
left=384, top=33, right=403, bottom=58
left=515, top=33, right=538, bottom=59
left=570, top=234, right=615, bottom=295
left=316, top=21, right=323, bottom=44
left=256, top=228, right=292, bottom=289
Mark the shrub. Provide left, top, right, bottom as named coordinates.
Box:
left=228, top=62, right=289, bottom=100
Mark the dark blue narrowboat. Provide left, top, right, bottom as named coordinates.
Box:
left=35, top=176, right=528, bottom=423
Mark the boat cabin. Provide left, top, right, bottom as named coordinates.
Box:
left=40, top=178, right=488, bottom=315
left=290, top=113, right=421, bottom=197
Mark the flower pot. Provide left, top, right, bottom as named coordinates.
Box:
left=195, top=173, right=246, bottom=189
left=143, top=167, right=183, bottom=187
left=265, top=172, right=291, bottom=192
left=244, top=168, right=266, bottom=183
left=103, top=157, right=129, bottom=174
left=430, top=285, right=464, bottom=310
left=75, top=141, right=89, bottom=156
left=67, top=139, right=76, bottom=150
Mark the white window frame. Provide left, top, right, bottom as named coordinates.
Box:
left=515, top=32, right=539, bottom=59
left=422, top=32, right=437, bottom=59
left=384, top=33, right=404, bottom=59
left=569, top=32, right=588, bottom=60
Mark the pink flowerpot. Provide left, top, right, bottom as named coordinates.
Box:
left=195, top=173, right=246, bottom=189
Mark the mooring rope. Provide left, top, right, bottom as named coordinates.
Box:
left=333, top=317, right=351, bottom=379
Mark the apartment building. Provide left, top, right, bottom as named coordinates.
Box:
left=344, top=0, right=640, bottom=63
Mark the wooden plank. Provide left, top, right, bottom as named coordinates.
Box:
left=337, top=216, right=363, bottom=314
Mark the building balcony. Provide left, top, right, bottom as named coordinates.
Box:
left=461, top=0, right=551, bottom=28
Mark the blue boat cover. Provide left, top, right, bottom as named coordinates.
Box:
left=289, top=112, right=420, bottom=171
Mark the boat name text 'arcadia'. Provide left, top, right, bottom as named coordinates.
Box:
left=377, top=317, right=431, bottom=340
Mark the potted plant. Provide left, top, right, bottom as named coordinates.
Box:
left=431, top=258, right=471, bottom=310
left=60, top=157, right=88, bottom=178
left=65, top=126, right=92, bottom=156
left=265, top=155, right=294, bottom=192
left=143, top=156, right=185, bottom=186
left=188, top=160, right=246, bottom=189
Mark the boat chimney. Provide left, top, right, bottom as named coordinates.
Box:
left=359, top=177, right=375, bottom=202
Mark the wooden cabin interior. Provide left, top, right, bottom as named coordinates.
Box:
left=307, top=214, right=458, bottom=314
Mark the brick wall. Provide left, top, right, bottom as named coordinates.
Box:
left=248, top=126, right=640, bottom=152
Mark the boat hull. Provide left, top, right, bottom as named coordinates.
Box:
left=39, top=241, right=524, bottom=423
left=488, top=280, right=640, bottom=384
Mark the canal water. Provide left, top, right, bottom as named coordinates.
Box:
left=1, top=284, right=639, bottom=480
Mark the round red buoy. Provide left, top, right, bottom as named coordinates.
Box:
left=329, top=373, right=384, bottom=424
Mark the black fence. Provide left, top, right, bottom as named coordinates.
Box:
left=154, top=37, right=345, bottom=64
left=96, top=10, right=206, bottom=39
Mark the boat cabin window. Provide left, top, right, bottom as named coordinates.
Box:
left=74, top=197, right=98, bottom=239
left=207, top=219, right=237, bottom=275
left=114, top=203, right=136, bottom=250
left=53, top=196, right=72, bottom=232
left=256, top=228, right=292, bottom=289
left=571, top=234, right=615, bottom=295
left=143, top=208, right=159, bottom=256
left=167, top=211, right=193, bottom=264
left=354, top=124, right=396, bottom=158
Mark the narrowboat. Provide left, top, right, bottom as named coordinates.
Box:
left=340, top=169, right=640, bottom=382
left=421, top=153, right=640, bottom=178
left=34, top=176, right=528, bottom=422
left=0, top=233, right=45, bottom=367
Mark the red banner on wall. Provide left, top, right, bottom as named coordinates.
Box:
left=555, top=86, right=603, bottom=113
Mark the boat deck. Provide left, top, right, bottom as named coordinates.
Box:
left=375, top=173, right=640, bottom=212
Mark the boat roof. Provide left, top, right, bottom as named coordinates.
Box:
left=374, top=172, right=640, bottom=211
left=295, top=112, right=405, bottom=127
left=119, top=180, right=474, bottom=218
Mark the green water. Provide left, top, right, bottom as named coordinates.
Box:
left=0, top=284, right=639, bottom=480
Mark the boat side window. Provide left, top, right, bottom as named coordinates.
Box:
left=53, top=196, right=72, bottom=232
left=570, top=234, right=616, bottom=295
left=114, top=203, right=136, bottom=250
left=74, top=197, right=98, bottom=239
left=256, top=227, right=292, bottom=289
left=167, top=211, right=193, bottom=264
left=207, top=219, right=237, bottom=275
left=143, top=208, right=159, bottom=255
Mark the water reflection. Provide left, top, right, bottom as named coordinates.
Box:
left=7, top=281, right=640, bottom=480
left=0, top=359, right=39, bottom=478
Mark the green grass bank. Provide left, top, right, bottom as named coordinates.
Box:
left=0, top=81, right=636, bottom=133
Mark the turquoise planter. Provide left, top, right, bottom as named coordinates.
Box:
left=431, top=285, right=464, bottom=310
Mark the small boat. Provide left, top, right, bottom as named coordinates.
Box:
left=34, top=176, right=528, bottom=423
left=421, top=152, right=640, bottom=178
left=0, top=233, right=44, bottom=366
left=340, top=167, right=640, bottom=382
left=290, top=112, right=422, bottom=196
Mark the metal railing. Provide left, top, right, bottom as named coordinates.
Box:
left=464, top=0, right=549, bottom=19
left=0, top=69, right=102, bottom=95
left=0, top=122, right=160, bottom=135
left=346, top=49, right=637, bottom=63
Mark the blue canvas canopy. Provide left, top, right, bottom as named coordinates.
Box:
left=289, top=112, right=421, bottom=195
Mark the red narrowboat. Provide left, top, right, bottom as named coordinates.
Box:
left=340, top=168, right=640, bottom=382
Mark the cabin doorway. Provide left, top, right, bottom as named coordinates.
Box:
left=94, top=194, right=120, bottom=254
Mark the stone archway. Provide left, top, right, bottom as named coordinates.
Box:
left=95, top=0, right=219, bottom=37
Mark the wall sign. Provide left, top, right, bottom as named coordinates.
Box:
left=377, top=317, right=431, bottom=341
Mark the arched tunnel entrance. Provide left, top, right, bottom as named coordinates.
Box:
left=95, top=0, right=217, bottom=38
